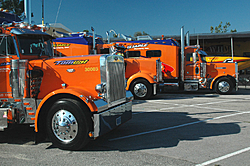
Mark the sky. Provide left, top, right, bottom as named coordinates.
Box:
left=31, top=0, right=250, bottom=39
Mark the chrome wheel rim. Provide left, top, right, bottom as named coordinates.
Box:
left=134, top=83, right=147, bottom=98
left=218, top=81, right=230, bottom=93
left=52, top=110, right=78, bottom=142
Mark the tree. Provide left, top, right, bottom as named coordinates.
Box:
left=0, top=0, right=24, bottom=17
left=210, top=21, right=237, bottom=33
left=134, top=31, right=149, bottom=37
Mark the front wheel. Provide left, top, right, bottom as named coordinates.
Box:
left=214, top=77, right=233, bottom=95
left=46, top=98, right=91, bottom=150
left=130, top=79, right=152, bottom=100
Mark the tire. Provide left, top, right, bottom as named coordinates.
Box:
left=130, top=79, right=152, bottom=100
left=46, top=98, right=91, bottom=150
left=215, top=77, right=233, bottom=95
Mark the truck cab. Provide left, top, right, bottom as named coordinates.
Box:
left=182, top=46, right=207, bottom=91
left=112, top=29, right=238, bottom=95
left=183, top=45, right=238, bottom=94
left=0, top=22, right=133, bottom=150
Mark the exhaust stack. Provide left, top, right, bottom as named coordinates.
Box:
left=11, top=60, right=28, bottom=98
left=91, top=27, right=96, bottom=54
left=186, top=31, right=190, bottom=46
left=24, top=0, right=32, bottom=24
left=181, top=26, right=185, bottom=82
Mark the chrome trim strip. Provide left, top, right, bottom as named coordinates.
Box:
left=153, top=84, right=157, bottom=95
left=235, top=62, right=238, bottom=91
left=93, top=99, right=108, bottom=112
left=163, top=83, right=179, bottom=86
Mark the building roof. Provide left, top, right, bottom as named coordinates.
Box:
left=40, top=23, right=73, bottom=37
left=159, top=31, right=250, bottom=40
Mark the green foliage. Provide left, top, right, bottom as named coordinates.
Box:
left=134, top=31, right=149, bottom=37
left=0, top=0, right=24, bottom=17
left=210, top=21, right=237, bottom=33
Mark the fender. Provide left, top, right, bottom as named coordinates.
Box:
left=34, top=87, right=97, bottom=132
left=126, top=72, right=155, bottom=90
left=209, top=74, right=231, bottom=89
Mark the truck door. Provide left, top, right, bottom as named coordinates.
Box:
left=185, top=52, right=200, bottom=79
left=0, top=36, right=17, bottom=99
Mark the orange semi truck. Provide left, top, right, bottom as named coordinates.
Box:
left=0, top=22, right=133, bottom=150
left=111, top=27, right=238, bottom=94
left=53, top=33, right=163, bottom=99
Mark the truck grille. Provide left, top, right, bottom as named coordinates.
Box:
left=107, top=61, right=126, bottom=104
left=100, top=55, right=126, bottom=107
left=200, top=63, right=206, bottom=78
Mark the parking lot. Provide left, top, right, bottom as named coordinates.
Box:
left=1, top=87, right=250, bottom=166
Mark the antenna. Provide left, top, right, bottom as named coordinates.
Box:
left=53, top=0, right=62, bottom=32
left=42, top=0, right=44, bottom=26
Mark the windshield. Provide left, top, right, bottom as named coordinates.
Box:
left=198, top=50, right=207, bottom=62
left=16, top=35, right=53, bottom=57
left=0, top=35, right=16, bottom=56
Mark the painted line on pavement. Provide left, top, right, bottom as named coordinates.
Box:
left=192, top=105, right=240, bottom=112
left=148, top=99, right=246, bottom=107
left=138, top=99, right=245, bottom=112
left=196, top=146, right=250, bottom=166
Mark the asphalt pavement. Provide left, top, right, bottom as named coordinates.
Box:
left=1, top=87, right=250, bottom=166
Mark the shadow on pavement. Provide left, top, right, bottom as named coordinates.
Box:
left=0, top=111, right=241, bottom=152
left=0, top=124, right=35, bottom=144
left=83, top=111, right=241, bottom=151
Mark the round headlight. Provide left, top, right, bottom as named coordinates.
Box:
left=95, top=83, right=105, bottom=93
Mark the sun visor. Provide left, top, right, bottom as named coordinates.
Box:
left=10, top=28, right=50, bottom=36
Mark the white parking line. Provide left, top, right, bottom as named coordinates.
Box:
left=196, top=146, right=250, bottom=166
left=159, top=105, right=188, bottom=111
left=192, top=105, right=240, bottom=112
left=139, top=99, right=247, bottom=113
left=194, top=99, right=245, bottom=106
left=109, top=111, right=250, bottom=141
left=148, top=99, right=242, bottom=106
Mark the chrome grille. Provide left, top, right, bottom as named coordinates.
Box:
left=200, top=63, right=206, bottom=78
left=156, top=59, right=163, bottom=82
left=107, top=60, right=126, bottom=105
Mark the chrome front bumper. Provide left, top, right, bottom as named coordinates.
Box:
left=93, top=101, right=132, bottom=138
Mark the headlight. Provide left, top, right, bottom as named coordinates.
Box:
left=95, top=83, right=106, bottom=97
